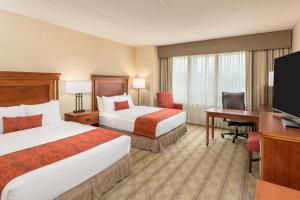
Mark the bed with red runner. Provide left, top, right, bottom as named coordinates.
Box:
left=0, top=71, right=132, bottom=200
left=98, top=105, right=187, bottom=153
left=134, top=108, right=183, bottom=139
left=91, top=74, right=187, bottom=153
left=0, top=122, right=132, bottom=200
left=0, top=128, right=121, bottom=194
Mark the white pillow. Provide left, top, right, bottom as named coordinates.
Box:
left=25, top=100, right=61, bottom=126
left=0, top=105, right=26, bottom=134
left=102, top=96, right=119, bottom=112
left=96, top=96, right=104, bottom=112
left=118, top=94, right=134, bottom=107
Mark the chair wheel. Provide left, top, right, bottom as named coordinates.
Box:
left=221, top=134, right=224, bottom=138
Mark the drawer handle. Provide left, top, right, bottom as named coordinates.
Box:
left=85, top=118, right=91, bottom=122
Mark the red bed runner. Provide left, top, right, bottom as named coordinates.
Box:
left=0, top=128, right=121, bottom=194
left=134, top=108, right=182, bottom=139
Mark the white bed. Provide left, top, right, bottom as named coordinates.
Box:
left=92, top=75, right=187, bottom=152
left=99, top=106, right=186, bottom=137
left=0, top=120, right=131, bottom=200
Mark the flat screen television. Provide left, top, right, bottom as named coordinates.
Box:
left=273, top=51, right=300, bottom=128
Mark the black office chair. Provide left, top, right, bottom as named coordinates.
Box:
left=221, top=92, right=255, bottom=143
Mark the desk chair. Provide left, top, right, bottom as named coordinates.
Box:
left=221, top=92, right=255, bottom=143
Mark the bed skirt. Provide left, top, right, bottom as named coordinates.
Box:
left=102, top=123, right=187, bottom=153
left=56, top=154, right=132, bottom=200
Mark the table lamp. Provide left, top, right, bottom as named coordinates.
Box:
left=65, top=81, right=91, bottom=113
left=132, top=78, right=145, bottom=105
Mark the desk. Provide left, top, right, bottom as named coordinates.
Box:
left=259, top=112, right=300, bottom=190
left=256, top=180, right=300, bottom=200
left=205, top=108, right=260, bottom=146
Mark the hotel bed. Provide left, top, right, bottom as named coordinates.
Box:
left=0, top=72, right=132, bottom=200
left=1, top=121, right=131, bottom=200
left=91, top=75, right=187, bottom=153
left=100, top=106, right=186, bottom=137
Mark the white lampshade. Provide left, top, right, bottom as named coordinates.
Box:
left=268, top=71, right=274, bottom=87
left=132, top=78, right=145, bottom=89
left=65, top=81, right=91, bottom=94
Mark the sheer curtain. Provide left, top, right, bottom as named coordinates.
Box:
left=173, top=51, right=246, bottom=127
left=160, top=58, right=173, bottom=92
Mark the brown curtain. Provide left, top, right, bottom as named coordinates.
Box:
left=159, top=58, right=173, bottom=92
left=246, top=48, right=291, bottom=110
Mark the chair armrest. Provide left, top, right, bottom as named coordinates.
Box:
left=158, top=104, right=168, bottom=108
left=174, top=103, right=183, bottom=110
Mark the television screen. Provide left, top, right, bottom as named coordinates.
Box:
left=273, top=51, right=300, bottom=118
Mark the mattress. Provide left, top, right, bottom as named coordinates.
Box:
left=99, top=106, right=186, bottom=137
left=0, top=121, right=131, bottom=200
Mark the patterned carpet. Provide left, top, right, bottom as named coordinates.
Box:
left=104, top=125, right=259, bottom=200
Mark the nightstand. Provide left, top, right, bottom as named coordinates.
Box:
left=64, top=110, right=99, bottom=126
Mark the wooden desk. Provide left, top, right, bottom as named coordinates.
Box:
left=256, top=180, right=300, bottom=200
left=205, top=108, right=260, bottom=146
left=259, top=112, right=300, bottom=190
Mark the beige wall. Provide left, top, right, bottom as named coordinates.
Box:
left=293, top=19, right=300, bottom=52
left=135, top=46, right=159, bottom=106
left=0, top=10, right=137, bottom=114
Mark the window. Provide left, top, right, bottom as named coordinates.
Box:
left=172, top=51, right=246, bottom=108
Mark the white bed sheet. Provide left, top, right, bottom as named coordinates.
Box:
left=0, top=121, right=131, bottom=200
left=99, top=106, right=186, bottom=137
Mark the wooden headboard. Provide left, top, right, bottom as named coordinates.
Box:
left=0, top=71, right=61, bottom=107
left=91, top=75, right=129, bottom=110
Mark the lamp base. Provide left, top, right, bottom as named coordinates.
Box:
left=73, top=109, right=85, bottom=113
left=74, top=93, right=85, bottom=113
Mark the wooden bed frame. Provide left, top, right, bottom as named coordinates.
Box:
left=0, top=71, right=61, bottom=106
left=91, top=74, right=129, bottom=110
left=91, top=74, right=187, bottom=153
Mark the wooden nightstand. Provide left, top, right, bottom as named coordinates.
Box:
left=64, top=110, right=99, bottom=126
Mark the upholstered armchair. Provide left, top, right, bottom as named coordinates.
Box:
left=156, top=92, right=183, bottom=110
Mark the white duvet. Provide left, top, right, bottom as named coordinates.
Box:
left=0, top=121, right=131, bottom=200
left=100, top=106, right=186, bottom=137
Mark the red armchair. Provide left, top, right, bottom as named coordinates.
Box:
left=156, top=92, right=183, bottom=110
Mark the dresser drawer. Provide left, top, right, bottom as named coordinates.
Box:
left=76, top=113, right=98, bottom=125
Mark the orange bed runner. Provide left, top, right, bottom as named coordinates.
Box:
left=0, top=128, right=121, bottom=194
left=134, top=108, right=182, bottom=139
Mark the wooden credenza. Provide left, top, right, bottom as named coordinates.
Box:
left=256, top=180, right=300, bottom=200
left=259, top=112, right=300, bottom=190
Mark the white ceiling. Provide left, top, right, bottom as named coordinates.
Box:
left=1, top=0, right=300, bottom=46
